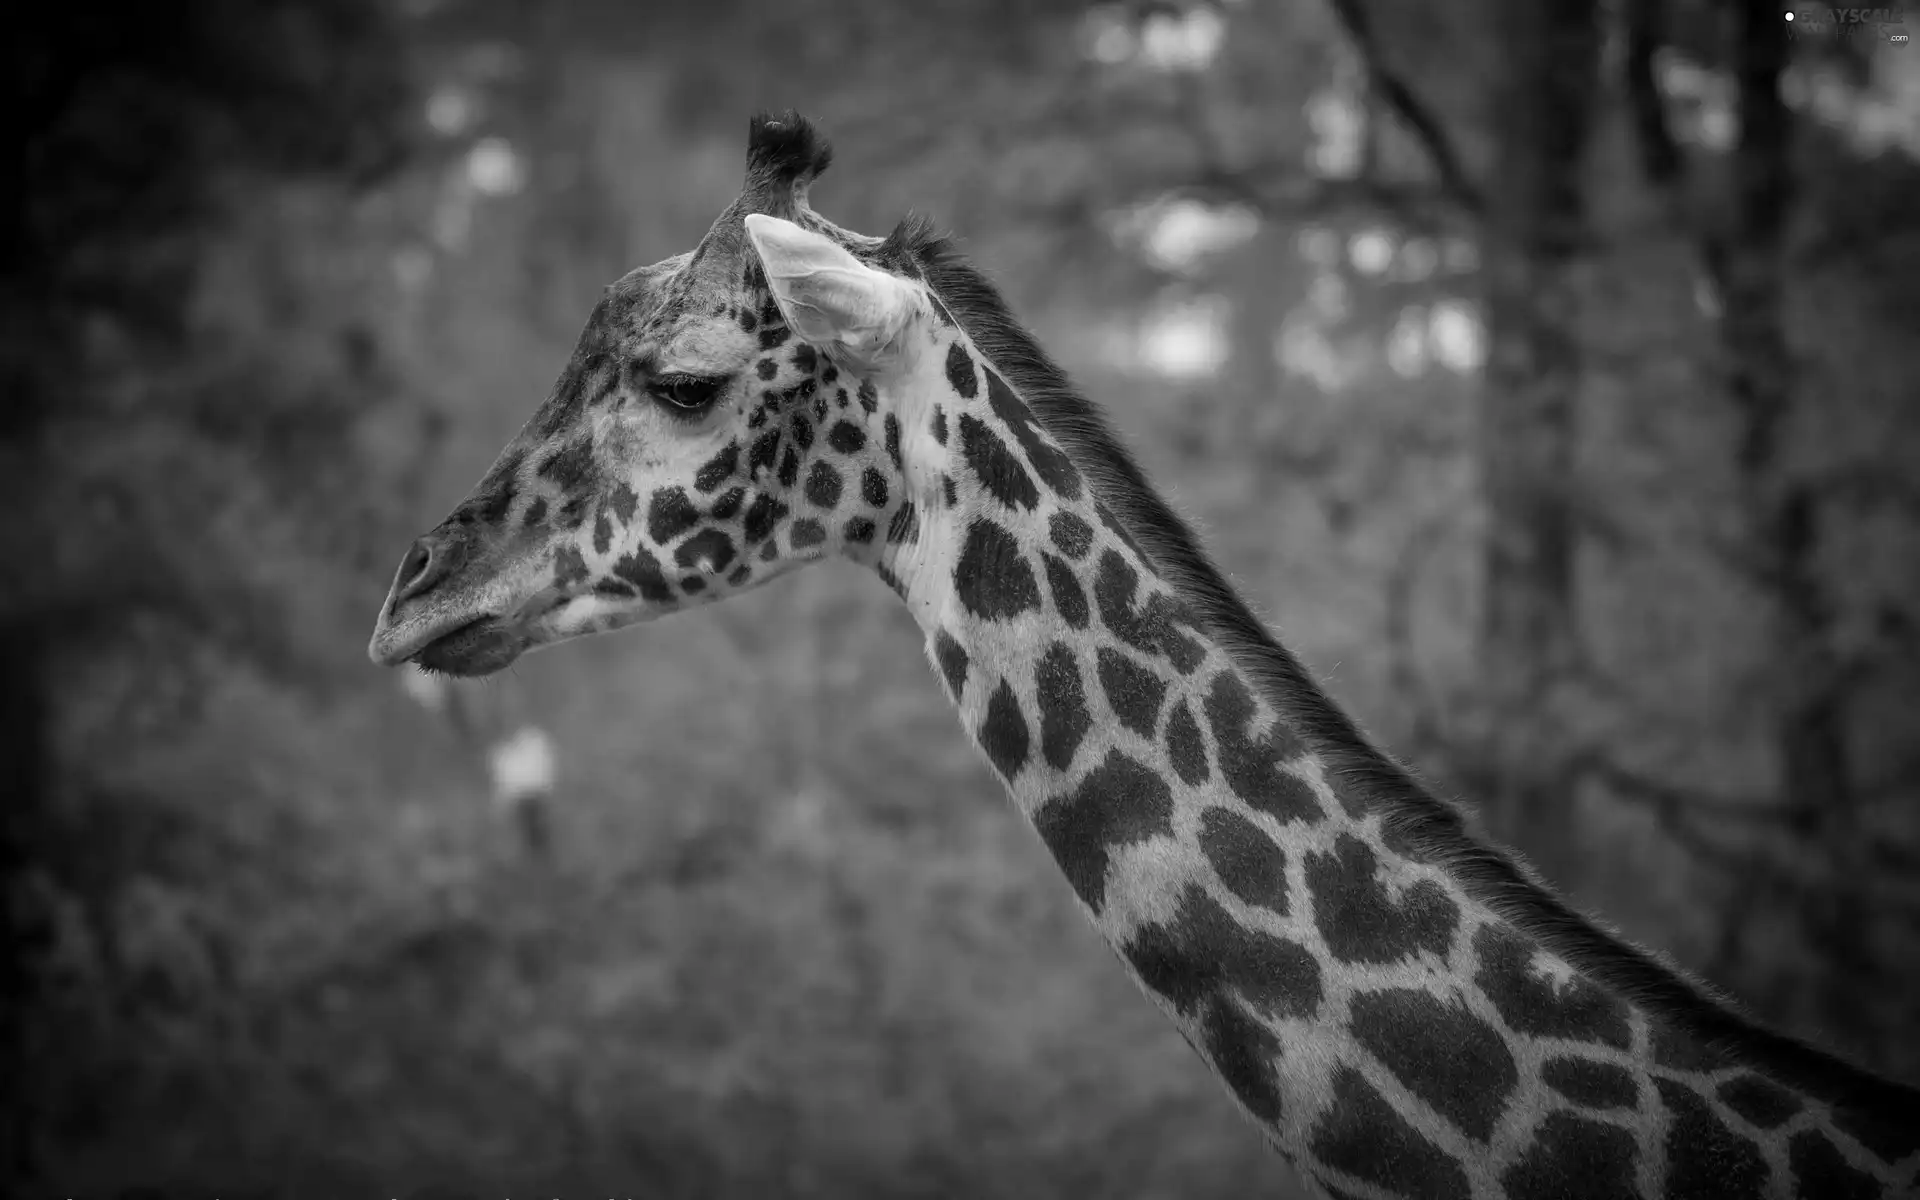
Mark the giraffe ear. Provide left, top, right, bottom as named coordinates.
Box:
left=744, top=214, right=914, bottom=361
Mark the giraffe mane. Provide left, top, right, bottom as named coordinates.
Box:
left=873, top=211, right=1920, bottom=1123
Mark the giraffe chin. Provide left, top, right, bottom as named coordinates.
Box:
left=410, top=616, right=527, bottom=678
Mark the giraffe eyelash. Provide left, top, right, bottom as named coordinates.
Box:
left=647, top=372, right=728, bottom=416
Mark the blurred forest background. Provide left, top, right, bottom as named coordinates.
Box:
left=7, top=0, right=1919, bottom=1196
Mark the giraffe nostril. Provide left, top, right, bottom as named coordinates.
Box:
left=401, top=541, right=432, bottom=584
left=393, top=535, right=453, bottom=604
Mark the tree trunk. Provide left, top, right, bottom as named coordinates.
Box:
left=1476, top=0, right=1602, bottom=843
left=1720, top=0, right=1871, bottom=1052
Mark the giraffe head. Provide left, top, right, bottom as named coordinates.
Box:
left=368, top=112, right=941, bottom=677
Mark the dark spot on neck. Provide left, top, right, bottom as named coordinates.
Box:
left=1123, top=882, right=1321, bottom=1019
left=1095, top=501, right=1146, bottom=561
left=1304, top=834, right=1458, bottom=964
left=1347, top=988, right=1517, bottom=1142
left=1716, top=1075, right=1802, bottom=1129
left=1041, top=553, right=1089, bottom=630
left=1095, top=647, right=1167, bottom=738
left=1309, top=1068, right=1471, bottom=1200
left=1202, top=669, right=1322, bottom=824
left=934, top=630, right=969, bottom=701
left=1498, top=1112, right=1639, bottom=1200
left=982, top=366, right=1080, bottom=500
left=945, top=341, right=979, bottom=398
left=960, top=413, right=1039, bottom=511
left=1093, top=550, right=1206, bottom=672
left=1828, top=1095, right=1920, bottom=1165
left=1657, top=1079, right=1768, bottom=1199
left=1034, top=749, right=1175, bottom=913
left=954, top=518, right=1040, bottom=621
left=1200, top=995, right=1283, bottom=1124
left=1049, top=510, right=1093, bottom=559
left=1540, top=1057, right=1639, bottom=1111
left=1165, top=699, right=1209, bottom=786
left=1197, top=807, right=1287, bottom=914
left=1034, top=643, right=1092, bottom=771
left=977, top=678, right=1030, bottom=782
left=1472, top=924, right=1631, bottom=1050
left=1789, top=1130, right=1881, bottom=1199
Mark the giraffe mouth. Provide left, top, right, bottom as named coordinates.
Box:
left=410, top=614, right=527, bottom=678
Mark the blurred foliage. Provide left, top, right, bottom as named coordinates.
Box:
left=6, top=0, right=1920, bottom=1196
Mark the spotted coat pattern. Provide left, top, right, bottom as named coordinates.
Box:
left=873, top=330, right=1920, bottom=1199
left=377, top=113, right=1920, bottom=1200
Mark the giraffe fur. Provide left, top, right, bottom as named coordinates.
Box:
left=368, top=111, right=1920, bottom=1200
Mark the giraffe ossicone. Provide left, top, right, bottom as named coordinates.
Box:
left=368, top=111, right=1920, bottom=1199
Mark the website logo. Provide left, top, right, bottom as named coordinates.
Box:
left=1787, top=6, right=1910, bottom=43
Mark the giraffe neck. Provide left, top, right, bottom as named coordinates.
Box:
left=864, top=323, right=1920, bottom=1200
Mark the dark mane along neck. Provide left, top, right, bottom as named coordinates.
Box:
left=877, top=216, right=1920, bottom=1123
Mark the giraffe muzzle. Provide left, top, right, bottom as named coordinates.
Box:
left=368, top=526, right=531, bottom=675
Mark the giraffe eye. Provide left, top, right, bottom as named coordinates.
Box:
left=648, top=373, right=724, bottom=413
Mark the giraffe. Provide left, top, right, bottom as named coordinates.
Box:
left=366, top=112, right=1920, bottom=1199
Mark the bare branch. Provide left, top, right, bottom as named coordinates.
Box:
left=1561, top=756, right=1760, bottom=874
left=1563, top=747, right=1787, bottom=825
left=1321, top=0, right=1485, bottom=215
left=1030, top=163, right=1469, bottom=240
left=1621, top=0, right=1730, bottom=313
left=1624, top=0, right=1684, bottom=193
left=1035, top=2, right=1484, bottom=234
